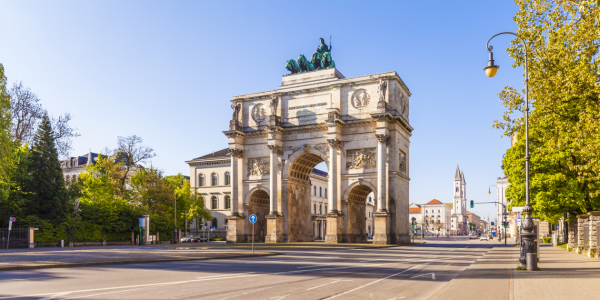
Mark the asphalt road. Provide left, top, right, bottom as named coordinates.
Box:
left=0, top=237, right=501, bottom=300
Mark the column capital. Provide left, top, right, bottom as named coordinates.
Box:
left=267, top=144, right=283, bottom=155
left=375, top=134, right=390, bottom=144
left=230, top=149, right=244, bottom=158
left=326, top=139, right=342, bottom=150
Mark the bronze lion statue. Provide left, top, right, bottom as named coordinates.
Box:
left=285, top=59, right=302, bottom=74
left=321, top=52, right=335, bottom=69
left=297, top=54, right=315, bottom=72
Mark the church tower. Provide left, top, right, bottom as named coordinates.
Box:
left=452, top=165, right=468, bottom=235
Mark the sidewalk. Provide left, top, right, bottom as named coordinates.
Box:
left=429, top=240, right=600, bottom=300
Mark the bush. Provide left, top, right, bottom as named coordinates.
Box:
left=542, top=237, right=552, bottom=243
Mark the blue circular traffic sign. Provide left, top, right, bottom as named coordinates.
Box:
left=249, top=214, right=257, bottom=224
left=491, top=222, right=495, bottom=226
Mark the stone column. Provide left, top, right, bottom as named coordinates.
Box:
left=325, top=139, right=343, bottom=243
left=327, top=139, right=339, bottom=213
left=265, top=146, right=283, bottom=243
left=267, top=145, right=279, bottom=214
left=375, top=134, right=389, bottom=212
left=567, top=215, right=577, bottom=251
left=587, top=211, right=600, bottom=257
left=229, top=149, right=242, bottom=216
left=577, top=214, right=589, bottom=254
left=374, top=134, right=391, bottom=244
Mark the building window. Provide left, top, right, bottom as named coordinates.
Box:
left=325, top=189, right=327, bottom=198
left=319, top=187, right=322, bottom=197
left=225, top=196, right=231, bottom=209
left=212, top=173, right=218, bottom=186
left=198, top=174, right=205, bottom=187
left=319, top=205, right=322, bottom=215
left=314, top=204, right=317, bottom=214
left=314, top=186, right=317, bottom=196
left=225, top=172, right=230, bottom=185
left=211, top=196, right=218, bottom=209
left=325, top=205, right=327, bottom=213
left=426, top=210, right=428, bottom=213
left=438, top=210, right=440, bottom=213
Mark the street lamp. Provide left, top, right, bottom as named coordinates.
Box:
left=485, top=32, right=535, bottom=269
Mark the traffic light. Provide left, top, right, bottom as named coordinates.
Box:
left=470, top=200, right=474, bottom=208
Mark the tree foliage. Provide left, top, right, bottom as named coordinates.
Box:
left=498, top=0, right=600, bottom=222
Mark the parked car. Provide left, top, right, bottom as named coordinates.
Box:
left=181, top=235, right=195, bottom=243
left=195, top=236, right=208, bottom=242
left=469, top=234, right=477, bottom=239
left=480, top=236, right=489, bottom=241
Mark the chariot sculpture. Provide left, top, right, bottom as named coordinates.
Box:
left=285, top=37, right=336, bottom=74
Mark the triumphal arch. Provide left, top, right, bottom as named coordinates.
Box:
left=224, top=57, right=412, bottom=244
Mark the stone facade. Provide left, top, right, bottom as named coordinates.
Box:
left=222, top=68, right=412, bottom=244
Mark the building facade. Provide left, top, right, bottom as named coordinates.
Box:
left=421, top=199, right=452, bottom=235
left=466, top=211, right=482, bottom=234
left=61, top=152, right=98, bottom=183
left=495, top=176, right=509, bottom=234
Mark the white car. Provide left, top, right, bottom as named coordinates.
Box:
left=480, top=236, right=489, bottom=241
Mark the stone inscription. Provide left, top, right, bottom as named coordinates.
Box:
left=247, top=158, right=269, bottom=176
left=288, top=102, right=328, bottom=110
left=346, top=148, right=376, bottom=170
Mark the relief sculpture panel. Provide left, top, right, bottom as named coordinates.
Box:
left=399, top=151, right=406, bottom=174
left=346, top=148, right=376, bottom=170
left=247, top=158, right=270, bottom=176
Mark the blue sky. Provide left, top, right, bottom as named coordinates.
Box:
left=0, top=1, right=525, bottom=222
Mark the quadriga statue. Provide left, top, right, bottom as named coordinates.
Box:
left=311, top=52, right=323, bottom=70
left=285, top=59, right=301, bottom=74
left=297, top=54, right=315, bottom=72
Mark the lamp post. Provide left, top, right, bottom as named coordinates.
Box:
left=485, top=32, right=534, bottom=269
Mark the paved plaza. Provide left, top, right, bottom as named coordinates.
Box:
left=0, top=238, right=598, bottom=299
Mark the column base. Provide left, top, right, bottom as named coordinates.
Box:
left=325, top=213, right=343, bottom=243
left=373, top=212, right=392, bottom=245
left=265, top=214, right=284, bottom=243
left=226, top=214, right=246, bottom=243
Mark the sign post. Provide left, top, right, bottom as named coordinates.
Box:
left=7, top=217, right=15, bottom=249
left=249, top=214, right=257, bottom=253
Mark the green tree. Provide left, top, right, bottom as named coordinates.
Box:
left=0, top=63, right=12, bottom=181
left=497, top=0, right=600, bottom=222
left=26, top=114, right=70, bottom=224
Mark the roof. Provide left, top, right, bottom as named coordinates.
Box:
left=311, top=169, right=328, bottom=177
left=193, top=148, right=231, bottom=160
left=409, top=207, right=422, bottom=213
left=425, top=199, right=444, bottom=205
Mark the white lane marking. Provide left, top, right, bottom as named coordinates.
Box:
left=297, top=264, right=331, bottom=268
left=410, top=272, right=436, bottom=280
left=387, top=297, right=406, bottom=300
left=446, top=263, right=453, bottom=268
left=306, top=279, right=352, bottom=291
left=307, top=280, right=340, bottom=291
left=0, top=277, right=53, bottom=282
left=323, top=265, right=421, bottom=300
left=269, top=294, right=291, bottom=300
left=63, top=288, right=142, bottom=299
left=218, top=287, right=272, bottom=300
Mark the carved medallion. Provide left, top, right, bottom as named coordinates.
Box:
left=351, top=89, right=370, bottom=109
left=252, top=104, right=267, bottom=123
left=247, top=158, right=269, bottom=176
left=346, top=148, right=376, bottom=169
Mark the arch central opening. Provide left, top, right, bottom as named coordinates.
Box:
left=285, top=152, right=328, bottom=242
left=248, top=189, right=269, bottom=242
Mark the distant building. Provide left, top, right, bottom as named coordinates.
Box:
left=466, top=211, right=482, bottom=234
left=421, top=199, right=452, bottom=235
left=60, top=151, right=98, bottom=183
left=408, top=203, right=422, bottom=235
left=495, top=176, right=509, bottom=234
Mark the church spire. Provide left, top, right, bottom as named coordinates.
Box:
left=454, top=165, right=461, bottom=180
left=461, top=170, right=466, bottom=183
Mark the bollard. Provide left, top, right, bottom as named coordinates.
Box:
left=526, top=253, right=537, bottom=270
left=60, top=240, right=64, bottom=248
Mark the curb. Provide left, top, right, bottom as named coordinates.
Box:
left=0, top=252, right=280, bottom=272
